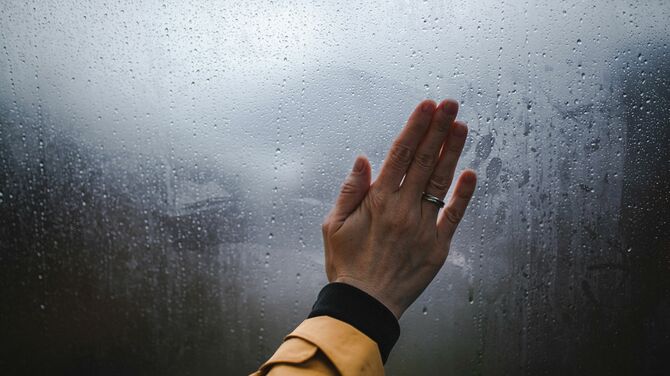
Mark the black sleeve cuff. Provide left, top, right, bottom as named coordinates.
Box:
left=307, top=282, right=400, bottom=363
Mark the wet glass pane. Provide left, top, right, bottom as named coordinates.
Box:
left=1, top=1, right=668, bottom=375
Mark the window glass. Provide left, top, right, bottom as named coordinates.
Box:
left=0, top=1, right=668, bottom=374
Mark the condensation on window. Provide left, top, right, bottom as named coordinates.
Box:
left=0, top=1, right=668, bottom=375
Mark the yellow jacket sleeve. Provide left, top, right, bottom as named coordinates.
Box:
left=251, top=316, right=384, bottom=376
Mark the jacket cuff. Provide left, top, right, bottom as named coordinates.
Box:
left=308, top=282, right=400, bottom=363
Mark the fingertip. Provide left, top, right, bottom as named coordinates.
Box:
left=441, top=98, right=459, bottom=115
left=460, top=169, right=477, bottom=184
left=351, top=155, right=372, bottom=185
left=420, top=99, right=437, bottom=113
left=352, top=155, right=372, bottom=179
left=452, top=120, right=468, bottom=137
left=455, top=170, right=477, bottom=199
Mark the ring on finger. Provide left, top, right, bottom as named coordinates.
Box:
left=421, top=192, right=445, bottom=208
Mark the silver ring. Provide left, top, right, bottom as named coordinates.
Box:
left=421, top=192, right=445, bottom=208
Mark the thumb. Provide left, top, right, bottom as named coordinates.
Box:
left=331, top=156, right=371, bottom=223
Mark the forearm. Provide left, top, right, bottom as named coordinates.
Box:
left=252, top=283, right=399, bottom=376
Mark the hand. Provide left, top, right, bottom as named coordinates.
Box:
left=321, top=99, right=477, bottom=319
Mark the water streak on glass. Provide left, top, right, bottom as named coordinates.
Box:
left=0, top=1, right=668, bottom=374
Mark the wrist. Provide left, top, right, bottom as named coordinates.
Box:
left=332, top=276, right=404, bottom=319
left=308, top=282, right=401, bottom=363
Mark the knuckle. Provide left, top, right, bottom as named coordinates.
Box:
left=428, top=175, right=451, bottom=192
left=388, top=144, right=413, bottom=169
left=340, top=179, right=358, bottom=195
left=444, top=206, right=463, bottom=225
left=414, top=152, right=436, bottom=171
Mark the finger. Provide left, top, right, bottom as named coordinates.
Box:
left=437, top=170, right=477, bottom=243
left=374, top=100, right=436, bottom=193
left=401, top=99, right=459, bottom=196
left=422, top=120, right=468, bottom=206
left=330, top=156, right=372, bottom=224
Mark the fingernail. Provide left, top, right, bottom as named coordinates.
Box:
left=353, top=158, right=364, bottom=172
left=421, top=101, right=434, bottom=113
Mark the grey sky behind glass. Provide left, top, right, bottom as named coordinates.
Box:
left=0, top=1, right=668, bottom=375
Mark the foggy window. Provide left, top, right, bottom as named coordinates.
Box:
left=0, top=1, right=668, bottom=375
